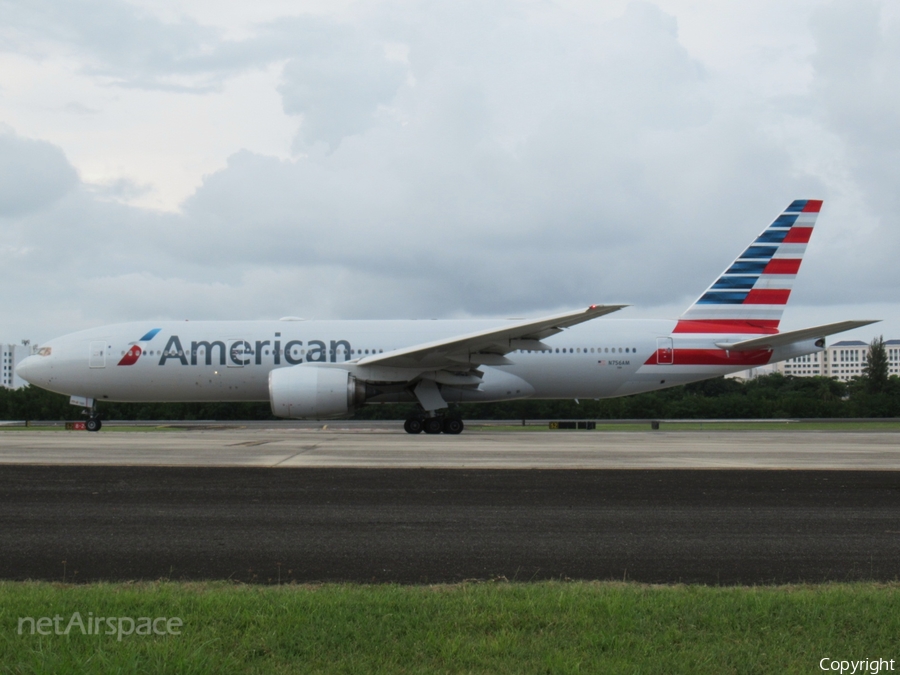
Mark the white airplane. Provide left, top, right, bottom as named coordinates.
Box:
left=16, top=199, right=876, bottom=434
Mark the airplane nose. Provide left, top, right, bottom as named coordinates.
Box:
left=15, top=355, right=44, bottom=385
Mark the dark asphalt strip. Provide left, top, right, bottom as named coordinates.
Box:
left=0, top=466, right=898, bottom=584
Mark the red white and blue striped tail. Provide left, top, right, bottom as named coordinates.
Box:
left=675, top=199, right=822, bottom=334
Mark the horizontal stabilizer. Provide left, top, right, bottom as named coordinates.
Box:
left=715, top=320, right=880, bottom=352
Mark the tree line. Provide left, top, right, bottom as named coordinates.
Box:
left=2, top=337, right=896, bottom=421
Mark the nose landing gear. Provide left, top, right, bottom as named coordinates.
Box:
left=78, top=402, right=102, bottom=432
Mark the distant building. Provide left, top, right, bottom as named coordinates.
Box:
left=1, top=343, right=33, bottom=390
left=725, top=364, right=777, bottom=381
left=727, top=338, right=900, bottom=382
left=773, top=339, right=900, bottom=381
left=776, top=349, right=827, bottom=378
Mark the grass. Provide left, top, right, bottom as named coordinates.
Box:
left=471, top=421, right=900, bottom=432
left=1, top=581, right=898, bottom=674
left=0, top=426, right=196, bottom=432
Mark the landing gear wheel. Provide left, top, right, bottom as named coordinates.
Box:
left=423, top=417, right=444, bottom=435
left=404, top=418, right=423, bottom=434
left=442, top=418, right=464, bottom=435
left=85, top=417, right=102, bottom=432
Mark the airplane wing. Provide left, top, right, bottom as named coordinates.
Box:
left=715, top=320, right=880, bottom=352
left=357, top=304, right=627, bottom=369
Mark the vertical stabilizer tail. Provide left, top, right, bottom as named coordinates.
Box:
left=676, top=199, right=822, bottom=334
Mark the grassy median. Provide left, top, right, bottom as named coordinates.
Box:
left=2, top=581, right=898, bottom=674
left=472, top=421, right=900, bottom=432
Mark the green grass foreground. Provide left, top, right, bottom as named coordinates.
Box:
left=2, top=581, right=898, bottom=674
left=469, top=420, right=900, bottom=432
left=0, top=426, right=184, bottom=432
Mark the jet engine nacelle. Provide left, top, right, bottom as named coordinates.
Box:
left=269, top=365, right=367, bottom=419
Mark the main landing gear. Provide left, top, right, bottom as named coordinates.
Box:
left=404, top=415, right=464, bottom=435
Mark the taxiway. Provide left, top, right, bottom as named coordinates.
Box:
left=1, top=427, right=899, bottom=469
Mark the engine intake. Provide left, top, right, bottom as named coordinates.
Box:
left=269, top=366, right=368, bottom=419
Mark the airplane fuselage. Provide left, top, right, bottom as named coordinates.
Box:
left=21, top=318, right=819, bottom=406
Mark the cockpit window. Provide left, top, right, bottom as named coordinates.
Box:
left=37, top=347, right=51, bottom=357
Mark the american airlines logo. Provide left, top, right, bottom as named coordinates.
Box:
left=116, top=328, right=162, bottom=366
left=133, top=334, right=356, bottom=367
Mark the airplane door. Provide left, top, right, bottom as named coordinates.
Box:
left=228, top=340, right=251, bottom=368
left=89, top=341, right=106, bottom=368
left=656, top=337, right=674, bottom=365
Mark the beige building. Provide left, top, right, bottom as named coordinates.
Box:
left=773, top=339, right=900, bottom=381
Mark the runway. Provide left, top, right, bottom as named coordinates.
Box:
left=1, top=428, right=899, bottom=584
left=2, top=427, right=900, bottom=469
left=1, top=466, right=899, bottom=584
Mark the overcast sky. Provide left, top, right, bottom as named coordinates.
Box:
left=1, top=0, right=898, bottom=344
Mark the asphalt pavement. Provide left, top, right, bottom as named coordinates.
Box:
left=1, top=466, right=898, bottom=584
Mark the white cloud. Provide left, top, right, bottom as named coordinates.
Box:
left=0, top=126, right=78, bottom=216
left=274, top=18, right=408, bottom=149
left=0, top=0, right=898, bottom=346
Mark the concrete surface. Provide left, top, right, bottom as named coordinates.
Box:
left=1, top=428, right=899, bottom=469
